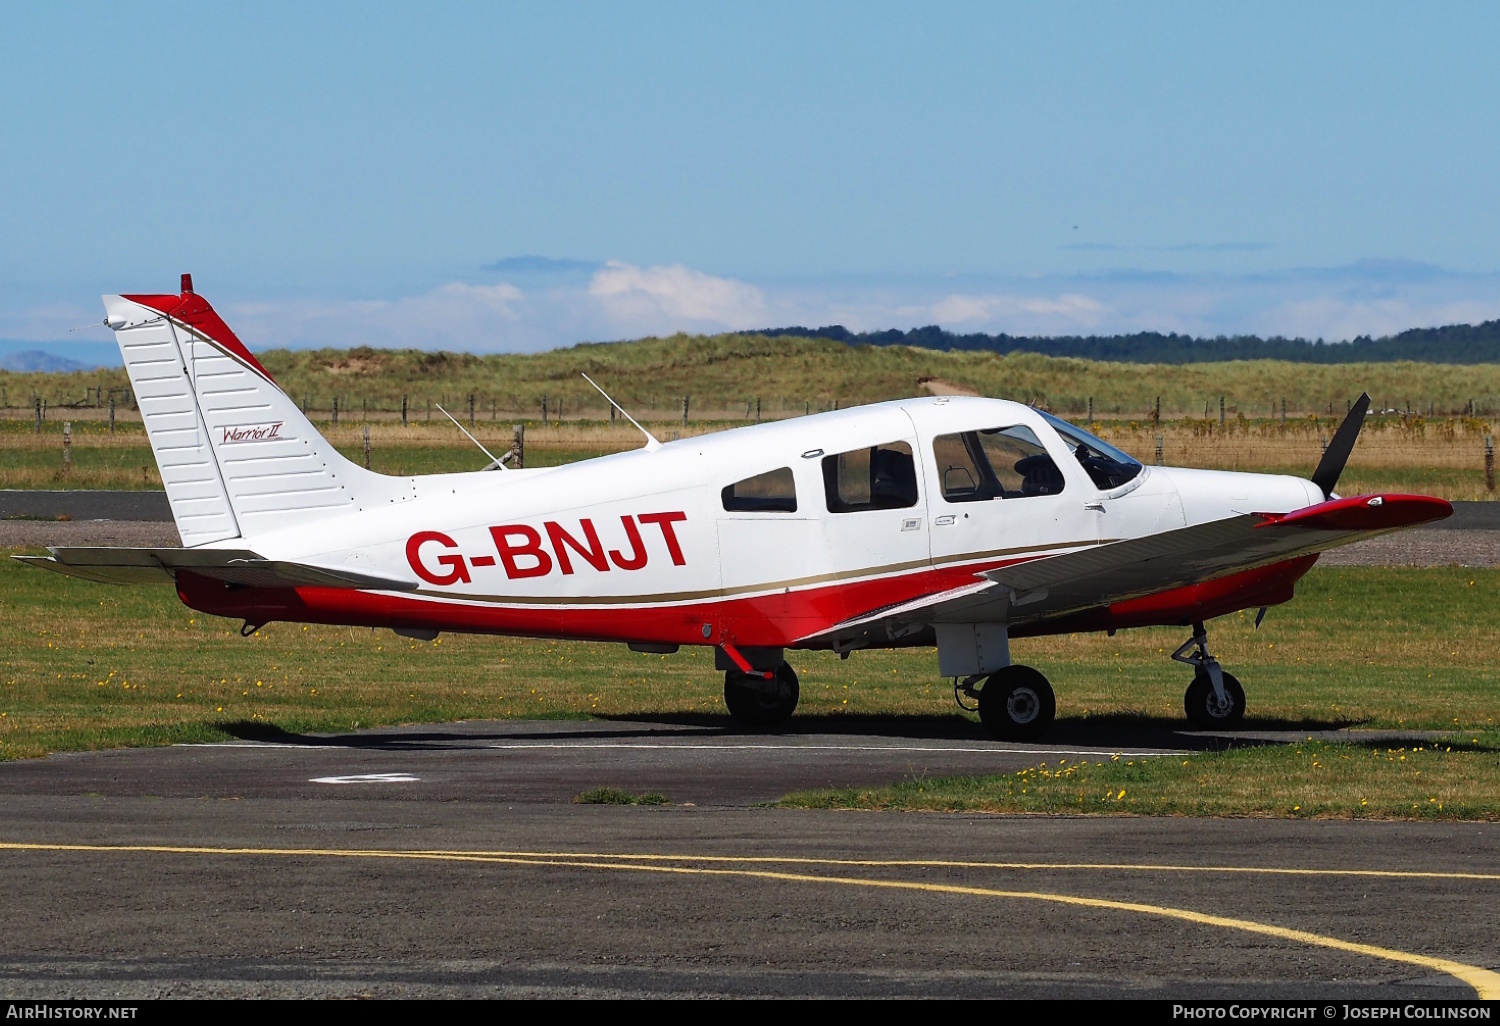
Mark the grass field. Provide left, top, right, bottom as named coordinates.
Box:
left=777, top=739, right=1500, bottom=819
left=6, top=334, right=1500, bottom=417
left=1, top=548, right=1495, bottom=817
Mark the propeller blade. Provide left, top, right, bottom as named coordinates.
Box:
left=1311, top=392, right=1371, bottom=499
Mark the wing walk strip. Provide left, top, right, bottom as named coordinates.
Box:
left=1, top=842, right=1494, bottom=996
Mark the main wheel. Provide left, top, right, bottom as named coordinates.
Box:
left=723, top=662, right=800, bottom=726
left=1184, top=668, right=1246, bottom=729
left=977, top=665, right=1056, bottom=741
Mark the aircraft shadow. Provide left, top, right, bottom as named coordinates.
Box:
left=216, top=719, right=728, bottom=750
left=600, top=712, right=1364, bottom=751
left=216, top=711, right=1430, bottom=754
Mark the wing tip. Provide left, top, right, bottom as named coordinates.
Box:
left=1261, top=493, right=1453, bottom=532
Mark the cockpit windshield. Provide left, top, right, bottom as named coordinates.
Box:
left=1038, top=411, right=1144, bottom=490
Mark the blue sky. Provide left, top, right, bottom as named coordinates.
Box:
left=3, top=2, right=1499, bottom=359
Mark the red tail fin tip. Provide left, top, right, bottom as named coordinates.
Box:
left=180, top=273, right=194, bottom=294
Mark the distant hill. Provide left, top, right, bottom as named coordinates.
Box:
left=747, top=320, right=1500, bottom=364
left=0, top=350, right=93, bottom=373
left=6, top=333, right=1499, bottom=418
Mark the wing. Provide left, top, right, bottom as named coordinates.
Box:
left=11, top=547, right=418, bottom=591
left=806, top=493, right=1451, bottom=643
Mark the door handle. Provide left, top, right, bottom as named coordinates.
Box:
left=1084, top=501, right=1105, bottom=512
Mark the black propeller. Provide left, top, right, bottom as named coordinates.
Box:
left=1311, top=392, right=1371, bottom=500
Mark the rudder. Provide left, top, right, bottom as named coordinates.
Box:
left=105, top=276, right=411, bottom=546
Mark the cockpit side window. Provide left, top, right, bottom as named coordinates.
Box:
left=933, top=426, right=1065, bottom=501
left=722, top=467, right=798, bottom=513
left=822, top=441, right=919, bottom=512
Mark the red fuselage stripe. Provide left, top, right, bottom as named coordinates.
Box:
left=176, top=555, right=1318, bottom=647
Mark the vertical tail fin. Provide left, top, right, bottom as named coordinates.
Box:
left=105, top=278, right=411, bottom=546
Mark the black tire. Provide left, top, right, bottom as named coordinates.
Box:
left=1184, top=668, right=1246, bottom=729
left=724, top=662, right=800, bottom=726
left=977, top=665, right=1056, bottom=741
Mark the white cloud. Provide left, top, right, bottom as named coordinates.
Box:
left=1259, top=297, right=1500, bottom=341
left=929, top=292, right=1108, bottom=331
left=225, top=282, right=527, bottom=351
left=587, top=261, right=767, bottom=330
left=6, top=260, right=1500, bottom=354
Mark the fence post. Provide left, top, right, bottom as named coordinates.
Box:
left=682, top=395, right=690, bottom=426
left=108, top=396, right=115, bottom=434
left=1155, top=433, right=1163, bottom=466
left=1152, top=396, right=1160, bottom=425
left=401, top=394, right=408, bottom=427
left=1219, top=396, right=1225, bottom=426
left=63, top=421, right=72, bottom=474
left=1486, top=435, right=1495, bottom=493
left=541, top=395, right=548, bottom=426
left=512, top=424, right=525, bottom=469
left=756, top=397, right=761, bottom=423
left=1087, top=396, right=1093, bottom=424
left=1280, top=398, right=1286, bottom=424
left=34, top=397, right=41, bottom=433
left=468, top=394, right=475, bottom=428
left=610, top=404, right=616, bottom=425
left=363, top=425, right=371, bottom=469
left=332, top=397, right=339, bottom=426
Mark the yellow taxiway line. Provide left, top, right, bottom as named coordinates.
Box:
left=2, top=841, right=1496, bottom=997
left=411, top=848, right=1500, bottom=882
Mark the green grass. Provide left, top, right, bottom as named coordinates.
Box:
left=778, top=738, right=1500, bottom=820
left=574, top=787, right=670, bottom=806
left=6, top=334, right=1500, bottom=419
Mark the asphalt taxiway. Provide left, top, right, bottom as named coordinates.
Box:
left=0, top=718, right=1495, bottom=999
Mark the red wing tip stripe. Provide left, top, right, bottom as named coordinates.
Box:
left=1258, top=494, right=1453, bottom=532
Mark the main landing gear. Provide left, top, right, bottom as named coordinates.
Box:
left=1173, top=621, right=1246, bottom=729
left=724, top=662, right=800, bottom=726
left=957, top=665, right=1057, bottom=741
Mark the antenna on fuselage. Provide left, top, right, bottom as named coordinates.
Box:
left=434, top=403, right=508, bottom=471
left=581, top=373, right=662, bottom=452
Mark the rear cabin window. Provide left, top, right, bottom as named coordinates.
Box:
left=933, top=426, right=1065, bottom=501
left=822, top=441, right=920, bottom=512
left=722, top=467, right=798, bottom=513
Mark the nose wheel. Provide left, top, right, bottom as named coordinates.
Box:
left=1173, top=622, right=1246, bottom=729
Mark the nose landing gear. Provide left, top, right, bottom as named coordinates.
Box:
left=1173, top=621, right=1246, bottom=729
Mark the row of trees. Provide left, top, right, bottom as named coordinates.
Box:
left=752, top=321, right=1500, bottom=365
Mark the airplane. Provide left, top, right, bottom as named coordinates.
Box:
left=17, top=276, right=1453, bottom=741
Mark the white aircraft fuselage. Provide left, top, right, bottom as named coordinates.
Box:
left=177, top=396, right=1322, bottom=652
